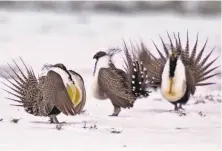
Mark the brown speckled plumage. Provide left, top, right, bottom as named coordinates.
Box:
left=93, top=44, right=151, bottom=116
left=137, top=32, right=220, bottom=110
left=2, top=58, right=85, bottom=123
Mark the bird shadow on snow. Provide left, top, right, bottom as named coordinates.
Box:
left=142, top=108, right=173, bottom=114
left=29, top=120, right=97, bottom=125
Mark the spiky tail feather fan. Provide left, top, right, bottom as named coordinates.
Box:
left=136, top=32, right=220, bottom=89
left=1, top=57, right=43, bottom=116
left=122, top=41, right=151, bottom=98
left=167, top=32, right=221, bottom=86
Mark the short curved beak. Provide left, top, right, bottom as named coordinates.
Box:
left=93, top=60, right=98, bottom=76
left=93, top=54, right=97, bottom=59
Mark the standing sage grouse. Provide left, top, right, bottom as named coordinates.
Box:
left=138, top=32, right=220, bottom=111
left=2, top=58, right=86, bottom=123
left=91, top=45, right=151, bottom=116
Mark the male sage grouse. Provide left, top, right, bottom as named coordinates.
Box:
left=138, top=32, right=220, bottom=112
left=91, top=45, right=151, bottom=116
left=2, top=58, right=86, bottom=123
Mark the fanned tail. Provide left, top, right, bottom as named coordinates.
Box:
left=133, top=31, right=220, bottom=91
left=167, top=32, right=220, bottom=86
left=176, top=33, right=220, bottom=86
left=2, top=58, right=42, bottom=115
left=122, top=41, right=151, bottom=98
left=136, top=40, right=168, bottom=89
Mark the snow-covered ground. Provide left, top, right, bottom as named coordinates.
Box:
left=0, top=11, right=221, bottom=151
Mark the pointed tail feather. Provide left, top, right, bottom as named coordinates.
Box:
left=152, top=40, right=166, bottom=62
left=199, top=57, right=219, bottom=74
left=159, top=35, right=169, bottom=57
left=198, top=47, right=215, bottom=69
left=2, top=58, right=42, bottom=115
left=4, top=68, right=24, bottom=88
left=1, top=82, right=23, bottom=96
left=190, top=33, right=199, bottom=66
left=195, top=38, right=208, bottom=65
left=200, top=66, right=220, bottom=78
left=123, top=41, right=151, bottom=98
left=167, top=31, right=175, bottom=53
left=198, top=73, right=221, bottom=83
left=196, top=82, right=217, bottom=86
left=12, top=59, right=28, bottom=81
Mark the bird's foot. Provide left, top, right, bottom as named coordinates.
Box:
left=143, top=90, right=152, bottom=97
left=109, top=107, right=121, bottom=117
left=174, top=109, right=186, bottom=116
left=49, top=117, right=54, bottom=124
left=178, top=105, right=185, bottom=110
left=109, top=113, right=119, bottom=117
left=49, top=116, right=60, bottom=124
left=173, top=104, right=186, bottom=116
left=59, top=121, right=67, bottom=124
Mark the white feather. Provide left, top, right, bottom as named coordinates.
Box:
left=41, top=66, right=84, bottom=105
left=91, top=55, right=110, bottom=100
left=161, top=57, right=187, bottom=102
left=40, top=66, right=72, bottom=87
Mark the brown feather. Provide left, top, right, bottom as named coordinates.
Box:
left=152, top=40, right=166, bottom=62
left=195, top=38, right=208, bottom=64
left=159, top=35, right=169, bottom=57
left=98, top=68, right=136, bottom=108
left=196, top=82, right=216, bottom=86
left=198, top=73, right=221, bottom=83
left=190, top=33, right=199, bottom=67
left=184, top=31, right=190, bottom=65
left=198, top=47, right=215, bottom=68
left=44, top=71, right=76, bottom=116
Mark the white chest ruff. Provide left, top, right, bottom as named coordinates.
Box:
left=40, top=66, right=73, bottom=86
left=91, top=56, right=110, bottom=100
left=161, top=58, right=187, bottom=102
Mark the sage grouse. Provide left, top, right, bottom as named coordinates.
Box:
left=2, top=58, right=86, bottom=123
left=138, top=32, right=220, bottom=111
left=92, top=46, right=151, bottom=116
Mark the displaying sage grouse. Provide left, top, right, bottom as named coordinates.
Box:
left=2, top=58, right=86, bottom=123
left=138, top=32, right=220, bottom=111
left=91, top=45, right=151, bottom=116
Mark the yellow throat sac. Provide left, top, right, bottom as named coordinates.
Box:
left=168, top=77, right=175, bottom=96
left=66, top=83, right=81, bottom=106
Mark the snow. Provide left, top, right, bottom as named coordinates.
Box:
left=0, top=10, right=221, bottom=151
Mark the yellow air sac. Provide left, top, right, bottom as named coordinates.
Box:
left=66, top=84, right=81, bottom=106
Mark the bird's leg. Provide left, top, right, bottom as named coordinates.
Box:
left=109, top=106, right=121, bottom=116
left=53, top=116, right=66, bottom=124
left=49, top=117, right=54, bottom=123
left=178, top=104, right=185, bottom=110
left=174, top=103, right=178, bottom=111
left=52, top=116, right=59, bottom=124
left=172, top=103, right=186, bottom=116
left=174, top=104, right=186, bottom=116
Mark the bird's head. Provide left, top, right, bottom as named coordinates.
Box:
left=93, top=51, right=108, bottom=60
left=169, top=51, right=179, bottom=62
left=43, top=63, right=67, bottom=71
left=53, top=63, right=68, bottom=71
left=93, top=48, right=122, bottom=60
left=93, top=51, right=108, bottom=76
left=42, top=63, right=74, bottom=84
left=92, top=48, right=121, bottom=76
